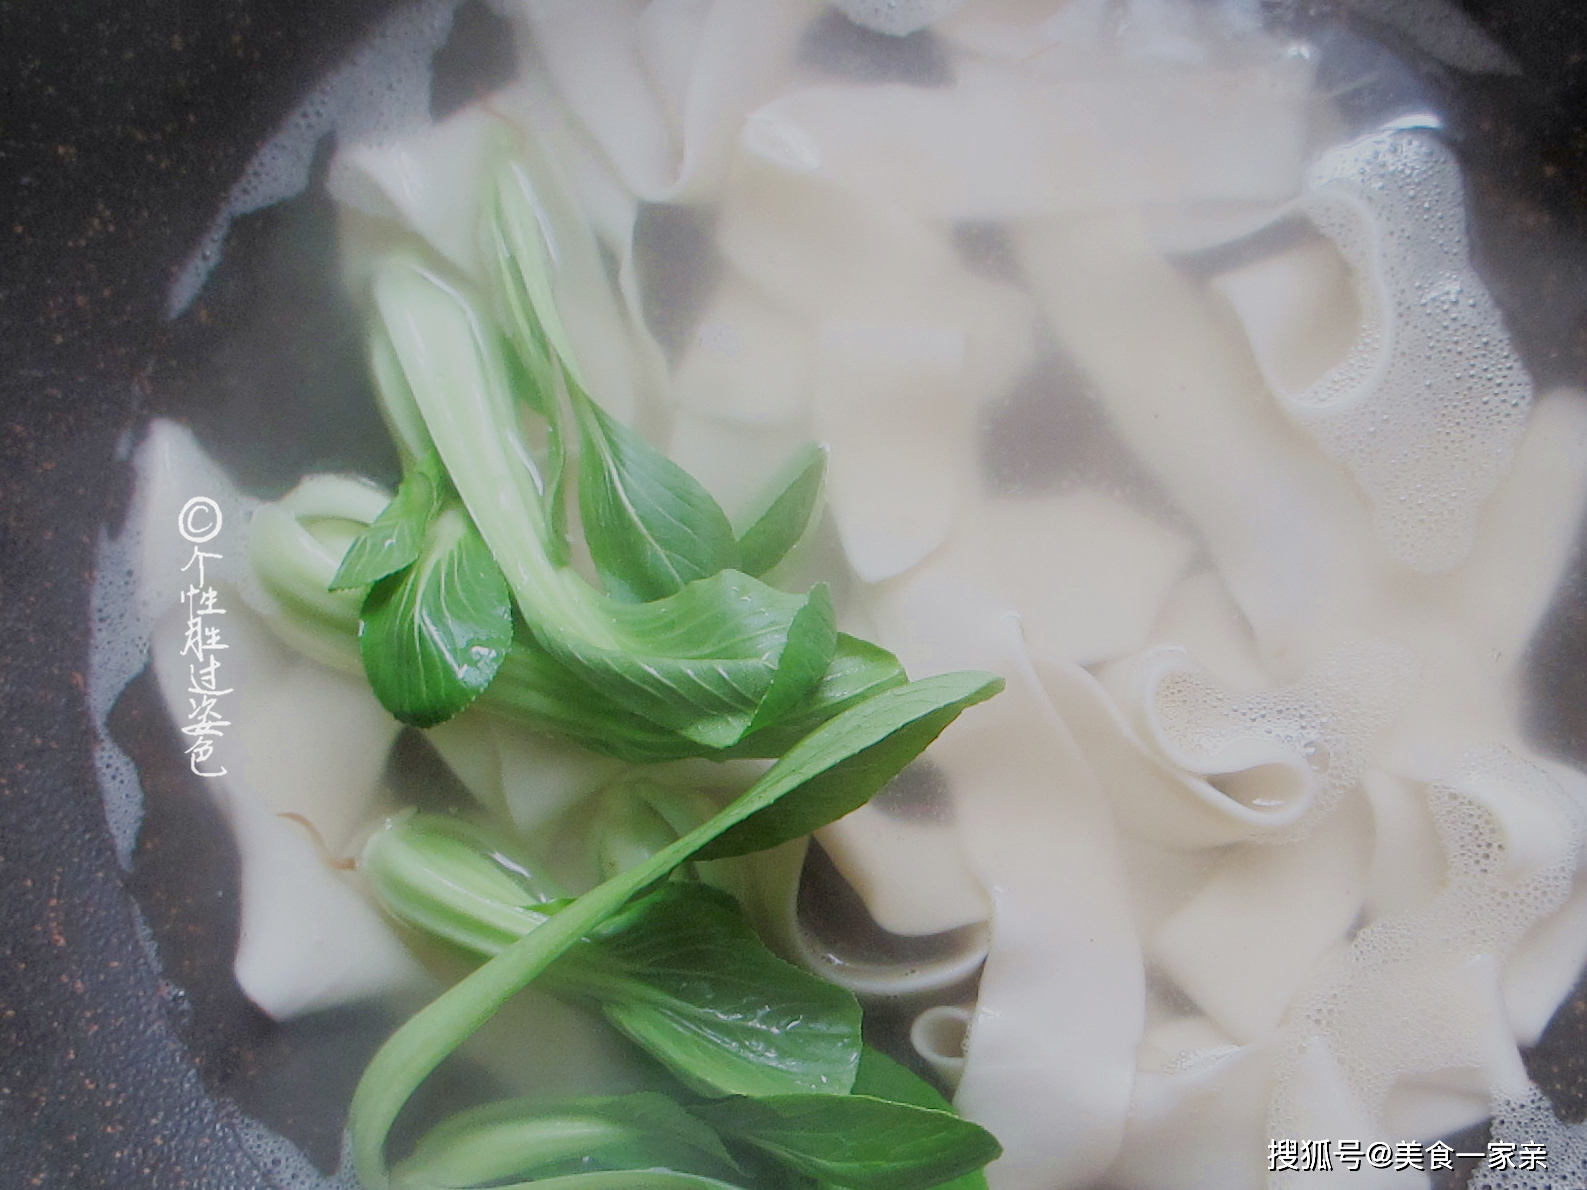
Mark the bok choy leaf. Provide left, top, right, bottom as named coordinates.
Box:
left=734, top=444, right=827, bottom=579
left=571, top=388, right=739, bottom=603
left=370, top=255, right=839, bottom=750
left=348, top=670, right=1001, bottom=1188
left=364, top=819, right=864, bottom=1100
left=691, top=1093, right=1000, bottom=1190
left=392, top=1092, right=742, bottom=1188
left=357, top=506, right=514, bottom=728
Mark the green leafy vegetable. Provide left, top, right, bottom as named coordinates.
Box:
left=394, top=1092, right=741, bottom=1188
left=481, top=628, right=906, bottom=765
left=694, top=674, right=993, bottom=861
left=370, top=255, right=849, bottom=751
left=365, top=818, right=864, bottom=1100
left=850, top=1050, right=990, bottom=1190
left=572, top=570, right=831, bottom=751
left=569, top=883, right=863, bottom=1099
left=348, top=670, right=1001, bottom=1188
left=330, top=453, right=444, bottom=590
left=725, top=635, right=908, bottom=758
left=485, top=155, right=591, bottom=399
left=358, top=507, right=514, bottom=728
left=266, top=144, right=1010, bottom=1190
left=691, top=1094, right=1000, bottom=1190
left=362, top=815, right=563, bottom=956
left=573, top=389, right=738, bottom=602
left=368, top=316, right=434, bottom=468
left=735, top=444, right=827, bottom=578
left=589, top=779, right=724, bottom=883
left=744, top=584, right=838, bottom=737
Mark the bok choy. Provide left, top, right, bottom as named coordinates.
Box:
left=248, top=142, right=1005, bottom=1190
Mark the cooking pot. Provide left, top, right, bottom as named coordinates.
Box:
left=4, top=2, right=1587, bottom=1187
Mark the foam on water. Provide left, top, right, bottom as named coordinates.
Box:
left=1472, top=1086, right=1587, bottom=1190
left=1149, top=640, right=1417, bottom=838
left=1268, top=748, right=1586, bottom=1179
left=1285, top=128, right=1533, bottom=573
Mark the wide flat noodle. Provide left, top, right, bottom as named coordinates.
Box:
left=329, top=101, right=499, bottom=279
left=671, top=276, right=814, bottom=426
left=1152, top=795, right=1372, bottom=1043
left=131, top=425, right=422, bottom=1020
left=1268, top=750, right=1583, bottom=1171
left=743, top=55, right=1311, bottom=221
left=1016, top=197, right=1587, bottom=1185
left=426, top=711, right=626, bottom=836
left=505, top=0, right=819, bottom=201
left=864, top=530, right=1145, bottom=1190
left=982, top=490, right=1194, bottom=668
left=1018, top=211, right=1386, bottom=668
left=149, top=602, right=420, bottom=1020
left=718, top=126, right=1036, bottom=578
left=816, top=799, right=990, bottom=935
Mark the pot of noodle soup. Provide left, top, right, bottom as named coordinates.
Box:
left=6, top=2, right=1587, bottom=1188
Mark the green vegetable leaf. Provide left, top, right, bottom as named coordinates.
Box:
left=348, top=670, right=1000, bottom=1188
left=359, top=506, right=513, bottom=728
left=368, top=316, right=435, bottom=468
left=394, top=1092, right=740, bottom=1189
left=484, top=632, right=712, bottom=763
left=481, top=629, right=908, bottom=766
left=366, top=820, right=863, bottom=1101
left=695, top=672, right=1001, bottom=860
left=329, top=454, right=444, bottom=591
left=370, top=256, right=607, bottom=647
left=728, top=635, right=907, bottom=759
left=569, top=882, right=863, bottom=1099
left=574, top=570, right=822, bottom=750
left=484, top=151, right=592, bottom=574
left=735, top=444, right=826, bottom=578
left=369, top=258, right=850, bottom=751
left=485, top=155, right=591, bottom=397
left=691, top=1094, right=1001, bottom=1190
left=502, top=343, right=572, bottom=567
left=851, top=1050, right=989, bottom=1190
left=573, top=390, right=738, bottom=603
left=851, top=1048, right=952, bottom=1114
left=745, top=584, right=838, bottom=737
left=362, top=815, right=563, bottom=957
left=402, top=1172, right=756, bottom=1190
